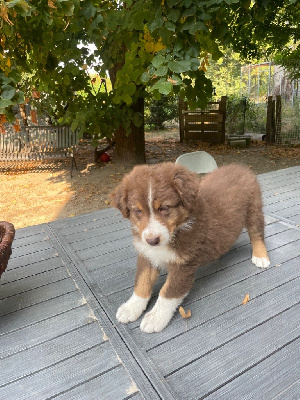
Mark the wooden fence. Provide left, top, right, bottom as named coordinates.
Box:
left=179, top=96, right=227, bottom=144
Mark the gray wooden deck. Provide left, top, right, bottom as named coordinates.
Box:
left=1, top=166, right=299, bottom=400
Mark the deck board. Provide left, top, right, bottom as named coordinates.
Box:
left=1, top=165, right=299, bottom=399
left=0, top=227, right=145, bottom=400
left=166, top=304, right=300, bottom=400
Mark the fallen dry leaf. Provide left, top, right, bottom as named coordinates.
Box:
left=242, top=293, right=250, bottom=305
left=179, top=306, right=191, bottom=319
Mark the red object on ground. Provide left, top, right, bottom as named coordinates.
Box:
left=99, top=152, right=111, bottom=162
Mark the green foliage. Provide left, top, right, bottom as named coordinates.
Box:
left=226, top=95, right=266, bottom=135
left=145, top=95, right=178, bottom=130
left=0, top=0, right=299, bottom=150
left=275, top=41, right=300, bottom=80
left=205, top=49, right=245, bottom=98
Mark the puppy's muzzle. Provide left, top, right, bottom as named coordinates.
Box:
left=146, top=237, right=160, bottom=246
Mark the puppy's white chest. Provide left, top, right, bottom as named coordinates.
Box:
left=133, top=239, right=178, bottom=268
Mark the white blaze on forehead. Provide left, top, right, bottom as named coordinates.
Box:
left=141, top=180, right=170, bottom=246
left=148, top=181, right=154, bottom=216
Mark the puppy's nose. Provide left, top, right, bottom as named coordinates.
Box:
left=146, top=237, right=160, bottom=246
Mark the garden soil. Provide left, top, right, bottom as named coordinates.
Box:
left=1, top=136, right=299, bottom=229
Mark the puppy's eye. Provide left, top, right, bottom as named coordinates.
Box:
left=134, top=208, right=142, bottom=216
left=158, top=205, right=169, bottom=215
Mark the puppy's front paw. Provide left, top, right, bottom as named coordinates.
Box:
left=252, top=256, right=270, bottom=269
left=140, top=296, right=181, bottom=333
left=140, top=309, right=171, bottom=333
left=116, top=293, right=149, bottom=324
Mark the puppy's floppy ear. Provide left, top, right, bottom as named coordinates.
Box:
left=173, top=166, right=199, bottom=210
left=109, top=177, right=130, bottom=218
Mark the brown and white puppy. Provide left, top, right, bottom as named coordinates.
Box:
left=110, top=163, right=270, bottom=333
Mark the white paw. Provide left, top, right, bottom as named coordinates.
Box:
left=252, top=256, right=270, bottom=269
left=116, top=293, right=149, bottom=324
left=140, top=296, right=182, bottom=333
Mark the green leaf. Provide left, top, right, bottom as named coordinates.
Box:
left=14, top=91, right=25, bottom=104
left=140, top=71, right=151, bottom=83
left=155, top=65, right=168, bottom=76
left=168, top=60, right=191, bottom=73
left=182, top=5, right=196, bottom=18
left=148, top=14, right=164, bottom=32
left=64, top=75, right=71, bottom=85
left=81, top=3, right=97, bottom=19
left=116, top=72, right=131, bottom=87
left=1, top=85, right=16, bottom=100
left=133, top=112, right=143, bottom=127
left=125, top=82, right=136, bottom=96
left=133, top=10, right=149, bottom=30
left=167, top=9, right=180, bottom=22
left=71, top=120, right=79, bottom=132
left=0, top=74, right=12, bottom=85
left=7, top=0, right=32, bottom=16
left=122, top=93, right=132, bottom=105
left=60, top=1, right=75, bottom=16
left=42, top=13, right=53, bottom=25
left=182, top=0, right=193, bottom=6
left=152, top=54, right=165, bottom=69
left=165, top=21, right=176, bottom=32
left=200, top=12, right=212, bottom=21
left=167, top=0, right=181, bottom=6
left=0, top=98, right=14, bottom=108
left=153, top=79, right=173, bottom=95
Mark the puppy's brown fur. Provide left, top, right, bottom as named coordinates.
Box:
left=110, top=163, right=269, bottom=331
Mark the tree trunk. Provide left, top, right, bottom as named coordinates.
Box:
left=113, top=96, right=146, bottom=165
left=109, top=59, right=146, bottom=165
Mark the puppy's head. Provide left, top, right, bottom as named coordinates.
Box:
left=110, top=163, right=199, bottom=247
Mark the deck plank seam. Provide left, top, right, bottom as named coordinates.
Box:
left=261, top=180, right=300, bottom=193
left=265, top=213, right=300, bottom=228
left=270, top=380, right=300, bottom=400
left=12, top=237, right=51, bottom=250
left=5, top=253, right=61, bottom=272
left=53, top=214, right=124, bottom=234
left=163, top=299, right=300, bottom=379
left=0, top=271, right=70, bottom=301
left=0, top=303, right=94, bottom=360
left=0, top=342, right=105, bottom=390
left=73, top=234, right=133, bottom=254
left=0, top=320, right=99, bottom=362
left=46, top=364, right=124, bottom=400
left=262, top=184, right=300, bottom=197
left=0, top=264, right=65, bottom=286
left=66, top=226, right=132, bottom=244
left=9, top=245, right=53, bottom=260
left=14, top=228, right=47, bottom=241
left=0, top=287, right=78, bottom=329
left=198, top=334, right=300, bottom=400
left=79, top=245, right=136, bottom=263
left=265, top=201, right=300, bottom=214
left=140, top=274, right=300, bottom=352
left=46, top=223, right=178, bottom=400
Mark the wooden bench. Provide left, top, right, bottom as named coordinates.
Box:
left=0, top=125, right=78, bottom=176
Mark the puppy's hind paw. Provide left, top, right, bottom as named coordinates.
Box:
left=252, top=256, right=270, bottom=269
